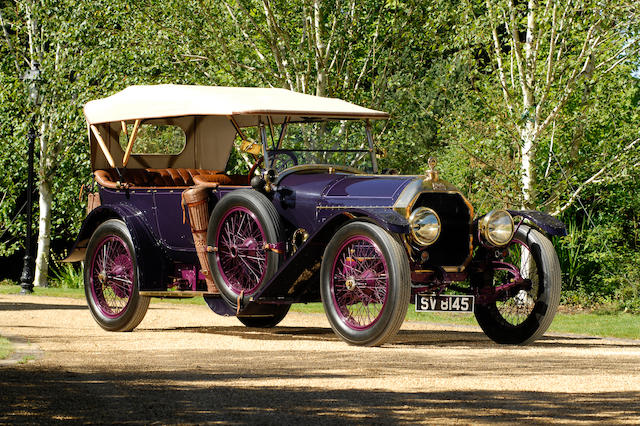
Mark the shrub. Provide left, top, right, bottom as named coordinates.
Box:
left=49, top=262, right=83, bottom=289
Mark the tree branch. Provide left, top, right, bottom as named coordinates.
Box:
left=508, top=0, right=530, bottom=103
left=533, top=0, right=551, bottom=58
left=354, top=10, right=381, bottom=94
left=596, top=35, right=640, bottom=72
left=260, top=0, right=296, bottom=90
left=262, top=0, right=300, bottom=72
left=220, top=1, right=267, bottom=64
left=535, top=1, right=557, bottom=122
left=0, top=8, right=20, bottom=74
left=536, top=20, right=602, bottom=137
left=524, top=0, right=538, bottom=98
left=486, top=0, right=514, bottom=115
left=552, top=138, right=640, bottom=215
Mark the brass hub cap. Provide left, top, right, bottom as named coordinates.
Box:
left=345, top=276, right=356, bottom=291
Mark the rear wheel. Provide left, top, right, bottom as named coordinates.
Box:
left=320, top=221, right=410, bottom=346
left=208, top=190, right=284, bottom=307
left=84, top=219, right=150, bottom=331
left=473, top=225, right=561, bottom=344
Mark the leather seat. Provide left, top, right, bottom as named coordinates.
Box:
left=94, top=168, right=235, bottom=188
left=192, top=174, right=233, bottom=186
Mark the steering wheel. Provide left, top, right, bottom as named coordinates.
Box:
left=248, top=156, right=264, bottom=185
left=247, top=151, right=299, bottom=185
left=269, top=150, right=298, bottom=170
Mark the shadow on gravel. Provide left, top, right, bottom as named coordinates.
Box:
left=0, top=301, right=86, bottom=311
left=0, top=367, right=638, bottom=424
left=149, top=325, right=640, bottom=350
left=396, top=330, right=640, bottom=349
left=160, top=325, right=338, bottom=342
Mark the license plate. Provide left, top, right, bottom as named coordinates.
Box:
left=415, top=294, right=474, bottom=313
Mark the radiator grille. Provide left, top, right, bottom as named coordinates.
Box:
left=412, top=192, right=471, bottom=267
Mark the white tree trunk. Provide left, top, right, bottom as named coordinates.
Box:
left=34, top=179, right=52, bottom=287
left=520, top=121, right=536, bottom=209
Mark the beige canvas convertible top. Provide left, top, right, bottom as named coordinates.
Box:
left=85, top=85, right=388, bottom=171
left=84, top=85, right=388, bottom=125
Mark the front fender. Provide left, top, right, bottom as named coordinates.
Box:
left=508, top=210, right=567, bottom=237
left=252, top=210, right=408, bottom=304
left=62, top=204, right=166, bottom=290
left=318, top=207, right=410, bottom=234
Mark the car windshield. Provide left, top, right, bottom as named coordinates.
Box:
left=265, top=120, right=374, bottom=173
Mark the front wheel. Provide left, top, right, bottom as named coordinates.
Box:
left=473, top=224, right=561, bottom=344
left=84, top=219, right=150, bottom=331
left=320, top=221, right=410, bottom=346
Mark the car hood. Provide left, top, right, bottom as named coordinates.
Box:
left=278, top=172, right=416, bottom=208
left=323, top=175, right=416, bottom=204
left=275, top=170, right=466, bottom=235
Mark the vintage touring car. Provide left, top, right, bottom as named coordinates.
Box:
left=64, top=85, right=566, bottom=346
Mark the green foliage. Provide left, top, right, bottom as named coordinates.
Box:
left=119, top=124, right=186, bottom=155
left=0, top=0, right=638, bottom=309
left=49, top=262, right=83, bottom=289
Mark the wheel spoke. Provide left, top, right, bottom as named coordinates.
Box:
left=90, top=235, right=133, bottom=318
left=331, top=236, right=388, bottom=330
left=216, top=207, right=269, bottom=295
left=494, top=240, right=540, bottom=326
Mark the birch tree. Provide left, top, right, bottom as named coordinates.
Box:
left=474, top=0, right=639, bottom=210
left=137, top=0, right=415, bottom=107
left=0, top=1, right=104, bottom=286
left=0, top=0, right=55, bottom=286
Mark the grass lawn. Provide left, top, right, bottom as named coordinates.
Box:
left=1, top=284, right=638, bottom=340
left=0, top=284, right=85, bottom=299
left=0, top=336, right=12, bottom=360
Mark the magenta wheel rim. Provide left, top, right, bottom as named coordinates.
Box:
left=494, top=239, right=540, bottom=326
left=493, top=238, right=543, bottom=327
left=89, top=235, right=134, bottom=319
left=215, top=206, right=268, bottom=296
left=330, top=235, right=389, bottom=330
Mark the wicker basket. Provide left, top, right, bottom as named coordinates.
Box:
left=182, top=185, right=218, bottom=293
left=86, top=192, right=101, bottom=214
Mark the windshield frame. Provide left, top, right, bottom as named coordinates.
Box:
left=258, top=117, right=379, bottom=175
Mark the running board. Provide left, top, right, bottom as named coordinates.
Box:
left=139, top=291, right=219, bottom=298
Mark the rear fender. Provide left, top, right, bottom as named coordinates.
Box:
left=62, top=205, right=166, bottom=290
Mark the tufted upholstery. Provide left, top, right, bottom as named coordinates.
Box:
left=145, top=168, right=226, bottom=186
left=193, top=173, right=232, bottom=186
left=94, top=168, right=241, bottom=189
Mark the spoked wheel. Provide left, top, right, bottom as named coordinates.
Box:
left=208, top=190, right=284, bottom=308
left=84, top=219, right=149, bottom=331
left=216, top=206, right=267, bottom=294
left=237, top=304, right=291, bottom=328
left=320, top=221, right=410, bottom=346
left=473, top=224, right=561, bottom=344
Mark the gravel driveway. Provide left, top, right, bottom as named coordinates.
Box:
left=1, top=293, right=639, bottom=424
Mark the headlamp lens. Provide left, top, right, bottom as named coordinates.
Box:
left=409, top=207, right=441, bottom=246
left=481, top=210, right=514, bottom=246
